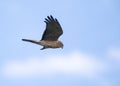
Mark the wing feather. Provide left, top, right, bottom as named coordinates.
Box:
left=41, top=15, right=63, bottom=41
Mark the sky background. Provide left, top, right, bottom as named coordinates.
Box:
left=0, top=0, right=120, bottom=86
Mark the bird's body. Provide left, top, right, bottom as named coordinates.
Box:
left=22, top=39, right=63, bottom=50
left=22, top=15, right=63, bottom=50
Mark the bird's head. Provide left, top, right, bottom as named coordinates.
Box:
left=58, top=41, right=64, bottom=49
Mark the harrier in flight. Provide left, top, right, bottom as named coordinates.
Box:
left=22, top=15, right=63, bottom=50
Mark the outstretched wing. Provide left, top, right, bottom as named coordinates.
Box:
left=41, top=15, right=63, bottom=41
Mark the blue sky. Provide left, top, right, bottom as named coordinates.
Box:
left=0, top=0, right=120, bottom=86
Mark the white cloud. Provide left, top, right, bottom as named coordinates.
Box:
left=2, top=51, right=105, bottom=78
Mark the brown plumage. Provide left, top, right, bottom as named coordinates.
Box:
left=22, top=15, right=63, bottom=50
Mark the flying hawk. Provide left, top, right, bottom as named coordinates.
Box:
left=22, top=15, right=63, bottom=50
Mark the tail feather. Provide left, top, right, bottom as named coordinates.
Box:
left=22, top=39, right=39, bottom=44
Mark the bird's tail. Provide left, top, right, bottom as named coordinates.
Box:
left=22, top=39, right=39, bottom=44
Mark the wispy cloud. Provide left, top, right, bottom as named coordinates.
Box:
left=2, top=51, right=105, bottom=78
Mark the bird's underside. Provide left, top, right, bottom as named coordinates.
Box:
left=22, top=15, right=63, bottom=50
left=22, top=39, right=63, bottom=50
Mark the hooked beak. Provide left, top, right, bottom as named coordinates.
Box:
left=61, top=46, right=63, bottom=49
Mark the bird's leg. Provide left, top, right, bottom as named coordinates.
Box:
left=40, top=47, right=46, bottom=50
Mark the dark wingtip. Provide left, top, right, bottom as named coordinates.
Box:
left=50, top=15, right=53, bottom=18
left=47, top=16, right=51, bottom=19
left=44, top=21, right=48, bottom=24
left=47, top=16, right=52, bottom=21
left=45, top=15, right=58, bottom=23
left=55, top=18, right=60, bottom=25
left=50, top=15, right=54, bottom=20
left=44, top=18, right=50, bottom=24
left=55, top=18, right=58, bottom=22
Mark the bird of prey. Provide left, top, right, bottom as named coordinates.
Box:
left=22, top=15, right=63, bottom=50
